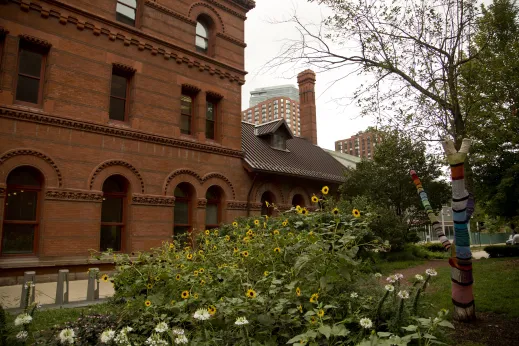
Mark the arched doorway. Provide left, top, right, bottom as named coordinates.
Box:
left=292, top=194, right=305, bottom=208
left=260, top=191, right=276, bottom=216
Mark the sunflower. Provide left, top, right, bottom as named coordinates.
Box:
left=175, top=254, right=180, bottom=260
left=145, top=300, right=152, bottom=307
left=208, top=305, right=217, bottom=315
left=274, top=247, right=281, bottom=253
left=198, top=250, right=204, bottom=255
left=205, top=239, right=210, bottom=245
left=232, top=221, right=239, bottom=227
left=147, top=283, right=153, bottom=289
left=170, top=300, right=176, bottom=305
left=273, top=229, right=280, bottom=235
left=310, top=316, right=317, bottom=324
left=318, top=309, right=325, bottom=318
left=199, top=268, right=205, bottom=273
left=282, top=220, right=288, bottom=227
left=254, top=219, right=260, bottom=226
left=213, top=245, right=217, bottom=250
left=352, top=209, right=361, bottom=218
left=297, top=305, right=303, bottom=313
left=242, top=236, right=250, bottom=243
left=225, top=235, right=231, bottom=241
left=181, top=290, right=190, bottom=299
left=296, top=287, right=301, bottom=297
left=246, top=289, right=257, bottom=299
left=246, top=229, right=254, bottom=236
left=194, top=293, right=199, bottom=299
left=213, top=229, right=219, bottom=236
left=233, top=247, right=239, bottom=253
left=241, top=251, right=249, bottom=257
left=180, top=264, right=185, bottom=269
left=101, top=274, right=109, bottom=282
left=302, top=208, right=309, bottom=215
left=176, top=274, right=181, bottom=280
left=265, top=200, right=270, bottom=207
left=332, top=208, right=340, bottom=216
left=169, top=243, right=175, bottom=250
left=264, top=271, right=269, bottom=277
left=200, top=280, right=206, bottom=286
left=321, top=186, right=329, bottom=195
left=311, top=195, right=319, bottom=203
left=205, top=229, right=210, bottom=236
left=296, top=205, right=302, bottom=213
left=288, top=232, right=294, bottom=237
left=310, top=293, right=319, bottom=303
left=193, top=270, right=199, bottom=276
left=186, top=253, right=193, bottom=260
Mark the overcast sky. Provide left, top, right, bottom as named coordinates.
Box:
left=241, top=0, right=372, bottom=150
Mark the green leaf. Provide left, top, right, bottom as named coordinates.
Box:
left=438, top=320, right=455, bottom=329
left=318, top=325, right=332, bottom=339
left=331, top=324, right=350, bottom=336
left=401, top=325, right=417, bottom=332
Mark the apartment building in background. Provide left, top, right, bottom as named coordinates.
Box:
left=242, top=96, right=301, bottom=136
left=334, top=130, right=381, bottom=159
left=249, top=85, right=299, bottom=107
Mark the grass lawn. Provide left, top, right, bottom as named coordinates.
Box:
left=423, top=258, right=519, bottom=318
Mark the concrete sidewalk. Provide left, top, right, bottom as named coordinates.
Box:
left=0, top=280, right=115, bottom=309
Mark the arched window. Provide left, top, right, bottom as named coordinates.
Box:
left=174, top=183, right=192, bottom=241
left=292, top=194, right=305, bottom=208
left=205, top=186, right=221, bottom=230
left=260, top=191, right=275, bottom=217
left=195, top=18, right=210, bottom=53
left=100, top=175, right=128, bottom=252
left=2, top=166, right=43, bottom=255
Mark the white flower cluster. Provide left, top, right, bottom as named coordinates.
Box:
left=145, top=333, right=168, bottom=346
left=359, top=317, right=373, bottom=329
left=374, top=273, right=382, bottom=278
left=193, top=308, right=211, bottom=321
left=235, top=316, right=249, bottom=325
left=426, top=268, right=438, bottom=277
left=386, top=273, right=403, bottom=283
left=113, top=326, right=133, bottom=345
left=385, top=284, right=394, bottom=292
left=58, top=328, right=75, bottom=345
left=398, top=290, right=410, bottom=299
left=14, top=313, right=33, bottom=326
left=415, top=274, right=424, bottom=281
left=16, top=331, right=28, bottom=340
left=350, top=292, right=359, bottom=298
left=172, top=328, right=188, bottom=344
left=154, top=322, right=168, bottom=333
left=100, top=329, right=116, bottom=343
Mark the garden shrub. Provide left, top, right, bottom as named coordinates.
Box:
left=422, top=243, right=447, bottom=253
left=484, top=245, right=519, bottom=257
left=377, top=244, right=444, bottom=263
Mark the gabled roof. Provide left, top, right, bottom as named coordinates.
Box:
left=242, top=120, right=346, bottom=183
left=254, top=119, right=293, bottom=139
left=324, top=149, right=361, bottom=169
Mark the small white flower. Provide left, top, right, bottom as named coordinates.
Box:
left=14, top=313, right=33, bottom=326
left=155, top=321, right=168, bottom=333
left=359, top=317, right=373, bottom=329
left=145, top=333, right=168, bottom=346
left=385, top=284, right=394, bottom=292
left=58, top=328, right=75, bottom=345
left=16, top=331, right=28, bottom=340
left=374, top=273, right=382, bottom=278
left=172, top=327, right=185, bottom=335
left=174, top=335, right=189, bottom=344
left=100, top=329, right=116, bottom=343
left=350, top=292, right=359, bottom=298
left=235, top=316, right=249, bottom=325
left=386, top=275, right=396, bottom=283
left=372, top=248, right=380, bottom=253
left=415, top=274, right=424, bottom=281
left=193, top=308, right=211, bottom=321
left=398, top=290, right=410, bottom=299
left=395, top=273, right=404, bottom=280
left=426, top=268, right=438, bottom=277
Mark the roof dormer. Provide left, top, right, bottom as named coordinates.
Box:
left=254, top=119, right=293, bottom=151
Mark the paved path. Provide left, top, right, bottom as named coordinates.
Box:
left=0, top=280, right=114, bottom=309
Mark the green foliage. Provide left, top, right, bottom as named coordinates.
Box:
left=0, top=305, right=8, bottom=346
left=421, top=243, right=448, bottom=253
left=484, top=245, right=519, bottom=258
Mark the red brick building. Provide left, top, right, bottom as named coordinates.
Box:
left=334, top=129, right=381, bottom=160
left=0, top=0, right=344, bottom=277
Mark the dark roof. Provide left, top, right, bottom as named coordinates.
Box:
left=231, top=0, right=256, bottom=10
left=254, top=120, right=293, bottom=138
left=242, top=120, right=346, bottom=183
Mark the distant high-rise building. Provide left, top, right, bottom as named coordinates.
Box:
left=242, top=97, right=301, bottom=137
left=249, top=85, right=299, bottom=108
left=334, top=130, right=381, bottom=159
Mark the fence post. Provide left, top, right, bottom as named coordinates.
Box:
left=55, top=269, right=70, bottom=306
left=86, top=268, right=100, bottom=301
left=19, top=271, right=36, bottom=309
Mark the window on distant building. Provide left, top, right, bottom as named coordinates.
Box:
left=109, top=67, right=132, bottom=121
left=100, top=175, right=128, bottom=252
left=116, top=0, right=137, bottom=26
left=15, top=41, right=48, bottom=106
left=1, top=167, right=43, bottom=255
left=174, top=183, right=193, bottom=242
left=205, top=186, right=221, bottom=230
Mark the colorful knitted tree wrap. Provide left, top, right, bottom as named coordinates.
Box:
left=409, top=170, right=451, bottom=250
left=442, top=138, right=474, bottom=310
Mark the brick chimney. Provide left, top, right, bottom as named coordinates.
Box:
left=297, top=69, right=317, bottom=145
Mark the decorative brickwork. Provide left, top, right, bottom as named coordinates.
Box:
left=216, top=32, right=246, bottom=48
left=112, top=62, right=136, bottom=74
left=132, top=194, right=175, bottom=206
left=0, top=148, right=63, bottom=187
left=144, top=0, right=196, bottom=26
left=226, top=201, right=247, bottom=210
left=45, top=189, right=103, bottom=202
left=197, top=198, right=207, bottom=208
left=89, top=160, right=145, bottom=193
left=19, top=34, right=52, bottom=48
left=206, top=91, right=224, bottom=99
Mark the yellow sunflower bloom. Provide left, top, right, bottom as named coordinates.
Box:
left=194, top=293, right=199, bottom=299
left=332, top=208, right=340, bottom=216
left=101, top=274, right=109, bottom=282
left=208, top=305, right=217, bottom=315
left=311, top=195, right=319, bottom=203
left=321, top=186, right=329, bottom=195
left=282, top=220, right=288, bottom=227
left=175, top=254, right=180, bottom=260
left=297, top=305, right=303, bottom=313
left=225, top=235, right=231, bottom=241
left=310, top=316, right=317, bottom=324
left=193, top=270, right=199, bottom=276
left=233, top=247, right=239, bottom=253
left=263, top=222, right=267, bottom=228
left=246, top=289, right=257, bottom=299
left=296, top=205, right=302, bottom=213
left=254, top=219, right=260, bottom=226
left=241, top=250, right=249, bottom=257
left=232, top=221, right=238, bottom=227
left=302, top=208, right=309, bottom=215
left=296, top=287, right=301, bottom=296
left=246, top=229, right=254, bottom=236
left=352, top=209, right=361, bottom=218
left=273, top=229, right=280, bottom=235
left=186, top=253, right=193, bottom=260
left=318, top=309, right=325, bottom=318
left=169, top=243, right=174, bottom=250
left=242, top=236, right=250, bottom=243
left=213, top=245, right=217, bottom=250
left=200, top=280, right=206, bottom=286
left=310, top=293, right=319, bottom=303
left=181, top=290, right=189, bottom=299
left=264, top=271, right=269, bottom=277
left=147, top=283, right=153, bottom=289
left=274, top=247, right=281, bottom=253
left=145, top=300, right=152, bottom=307
left=176, top=274, right=181, bottom=280
left=199, top=268, right=205, bottom=273
left=213, top=229, right=219, bottom=236
left=198, top=250, right=204, bottom=255
left=205, top=230, right=210, bottom=235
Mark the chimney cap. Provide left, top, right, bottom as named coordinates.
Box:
left=297, top=69, right=316, bottom=83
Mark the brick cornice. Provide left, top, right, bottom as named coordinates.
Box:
left=11, top=0, right=246, bottom=84
left=144, top=0, right=196, bottom=26
left=216, top=32, right=246, bottom=48
left=132, top=194, right=175, bottom=206
left=19, top=33, right=52, bottom=48
left=45, top=189, right=103, bottom=202
left=113, top=62, right=136, bottom=74
left=0, top=106, right=244, bottom=159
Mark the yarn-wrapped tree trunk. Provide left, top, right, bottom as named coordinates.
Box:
left=411, top=138, right=475, bottom=322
